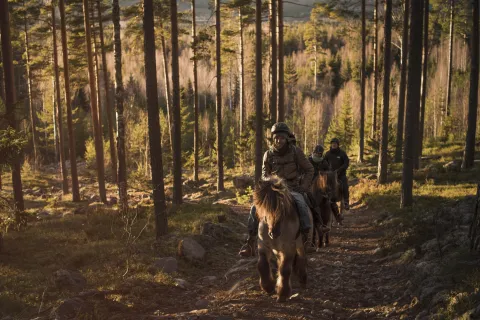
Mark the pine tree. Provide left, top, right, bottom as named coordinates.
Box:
left=254, top=0, right=263, bottom=182
left=326, top=93, right=355, bottom=153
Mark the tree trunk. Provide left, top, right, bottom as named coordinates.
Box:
left=446, top=0, right=454, bottom=118
left=395, top=0, right=409, bottom=163
left=23, top=10, right=38, bottom=171
left=52, top=3, right=69, bottom=194
left=192, top=0, right=199, bottom=181
left=277, top=0, right=284, bottom=122
left=371, top=0, right=378, bottom=138
left=377, top=0, right=392, bottom=184
left=401, top=0, right=424, bottom=208
left=358, top=0, right=366, bottom=163
left=83, top=0, right=107, bottom=203
left=269, top=0, right=277, bottom=123
left=418, top=0, right=429, bottom=169
left=255, top=0, right=263, bottom=182
left=97, top=0, right=117, bottom=183
left=462, top=0, right=479, bottom=169
left=215, top=0, right=224, bottom=191
left=112, top=0, right=128, bottom=212
left=159, top=15, right=173, bottom=154
left=93, top=30, right=104, bottom=138
left=0, top=0, right=25, bottom=211
left=143, top=0, right=167, bottom=237
left=59, top=0, right=80, bottom=202
left=238, top=9, right=245, bottom=135
left=170, top=0, right=182, bottom=204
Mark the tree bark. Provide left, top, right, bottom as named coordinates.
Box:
left=97, top=0, right=117, bottom=183
left=93, top=29, right=104, bottom=139
left=158, top=15, right=173, bottom=154
left=83, top=0, right=107, bottom=203
left=269, top=0, right=277, bottom=123
left=371, top=0, right=378, bottom=138
left=112, top=0, right=128, bottom=212
left=238, top=8, right=245, bottom=135
left=192, top=0, right=199, bottom=181
left=52, top=3, right=69, bottom=194
left=59, top=0, right=80, bottom=201
left=358, top=0, right=366, bottom=163
left=143, top=0, right=167, bottom=237
left=418, top=0, right=429, bottom=169
left=0, top=0, right=25, bottom=211
left=395, top=0, right=409, bottom=163
left=401, top=0, right=424, bottom=208
left=255, top=0, right=263, bottom=183
left=462, top=0, right=479, bottom=169
left=23, top=8, right=39, bottom=171
left=170, top=0, right=182, bottom=204
left=215, top=0, right=224, bottom=191
left=377, top=0, right=392, bottom=184
left=446, top=0, right=454, bottom=118
left=277, top=0, right=284, bottom=122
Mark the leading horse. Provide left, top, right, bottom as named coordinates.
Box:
left=254, top=176, right=313, bottom=302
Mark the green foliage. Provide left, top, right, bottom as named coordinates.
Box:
left=236, top=186, right=253, bottom=205
left=0, top=128, right=28, bottom=167
left=325, top=92, right=355, bottom=153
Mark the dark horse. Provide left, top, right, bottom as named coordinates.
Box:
left=254, top=176, right=313, bottom=302
left=311, top=171, right=339, bottom=247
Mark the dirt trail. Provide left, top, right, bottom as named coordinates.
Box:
left=191, top=206, right=411, bottom=320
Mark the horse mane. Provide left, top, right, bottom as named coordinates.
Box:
left=253, top=176, right=294, bottom=221
left=313, top=171, right=338, bottom=195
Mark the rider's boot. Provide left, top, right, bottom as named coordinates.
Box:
left=314, top=206, right=331, bottom=233
left=238, top=234, right=256, bottom=257
left=344, top=201, right=350, bottom=211
left=331, top=202, right=344, bottom=225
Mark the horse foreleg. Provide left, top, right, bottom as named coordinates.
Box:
left=325, top=231, right=330, bottom=246
left=258, top=250, right=275, bottom=294
left=294, top=249, right=308, bottom=289
left=276, top=253, right=294, bottom=302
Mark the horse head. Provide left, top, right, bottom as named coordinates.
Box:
left=254, top=176, right=293, bottom=239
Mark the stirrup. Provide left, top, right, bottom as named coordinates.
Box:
left=238, top=243, right=254, bottom=257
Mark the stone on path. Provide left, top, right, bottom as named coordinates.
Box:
left=178, top=238, right=206, bottom=261
left=154, top=257, right=178, bottom=274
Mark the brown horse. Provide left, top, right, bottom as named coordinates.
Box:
left=311, top=171, right=339, bottom=247
left=254, top=176, right=313, bottom=302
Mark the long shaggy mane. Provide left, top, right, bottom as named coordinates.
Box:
left=253, top=176, right=294, bottom=221
left=313, top=171, right=338, bottom=195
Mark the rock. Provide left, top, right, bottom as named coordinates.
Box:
left=233, top=175, right=254, bottom=190
left=443, top=160, right=461, bottom=172
left=36, top=210, right=51, bottom=219
left=174, top=278, right=189, bottom=289
left=195, top=299, right=209, bottom=309
left=322, top=309, right=334, bottom=316
left=154, top=257, right=178, bottom=274
left=334, top=261, right=343, bottom=267
left=51, top=298, right=93, bottom=320
left=373, top=247, right=383, bottom=255
left=217, top=214, right=227, bottom=223
left=53, top=269, right=87, bottom=291
left=349, top=310, right=366, bottom=319
left=198, top=276, right=217, bottom=286
left=201, top=222, right=233, bottom=239
left=178, top=238, right=206, bottom=261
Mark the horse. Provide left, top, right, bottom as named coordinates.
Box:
left=311, top=170, right=339, bottom=247
left=253, top=176, right=313, bottom=302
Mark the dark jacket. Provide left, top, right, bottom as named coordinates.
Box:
left=262, top=144, right=314, bottom=192
left=324, top=148, right=349, bottom=176
left=308, top=155, right=330, bottom=179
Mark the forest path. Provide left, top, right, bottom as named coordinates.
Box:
left=195, top=205, right=410, bottom=320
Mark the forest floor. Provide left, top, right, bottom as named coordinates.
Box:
left=0, top=142, right=479, bottom=319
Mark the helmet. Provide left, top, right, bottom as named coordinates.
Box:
left=271, top=122, right=291, bottom=135
left=314, top=145, right=324, bottom=154
left=330, top=138, right=340, bottom=145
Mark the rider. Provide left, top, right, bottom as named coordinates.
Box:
left=238, top=122, right=329, bottom=257
left=324, top=138, right=350, bottom=210
left=309, top=144, right=344, bottom=225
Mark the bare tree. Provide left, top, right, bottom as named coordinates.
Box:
left=395, top=0, right=409, bottom=163
left=277, top=0, right=285, bottom=122
left=401, top=0, right=424, bottom=208
left=52, top=2, right=69, bottom=194
left=358, top=0, right=366, bottom=162
left=0, top=0, right=25, bottom=211
left=255, top=0, right=263, bottom=182
left=143, top=0, right=167, bottom=236
left=215, top=0, right=225, bottom=191
left=192, top=0, right=199, bottom=181
left=83, top=0, right=107, bottom=202
left=371, top=0, right=378, bottom=138
left=418, top=0, right=429, bottom=169
left=445, top=0, right=454, bottom=119
left=171, top=0, right=182, bottom=204
left=112, top=0, right=128, bottom=211
left=97, top=0, right=117, bottom=183
left=269, top=0, right=277, bottom=123
left=377, top=0, right=392, bottom=184
left=462, top=0, right=479, bottom=169
left=59, top=0, right=80, bottom=201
